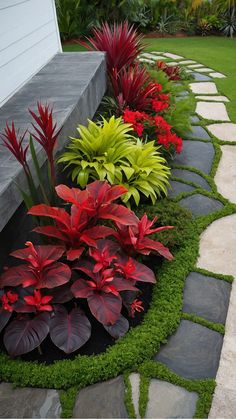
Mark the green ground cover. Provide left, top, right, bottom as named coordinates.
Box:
left=63, top=36, right=236, bottom=122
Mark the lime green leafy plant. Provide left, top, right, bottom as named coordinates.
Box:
left=58, top=116, right=170, bottom=205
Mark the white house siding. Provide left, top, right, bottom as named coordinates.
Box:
left=0, top=0, right=62, bottom=107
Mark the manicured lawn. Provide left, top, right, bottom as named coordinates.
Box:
left=63, top=37, right=236, bottom=122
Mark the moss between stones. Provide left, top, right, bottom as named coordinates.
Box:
left=137, top=361, right=215, bottom=419
left=0, top=62, right=235, bottom=419
left=182, top=313, right=225, bottom=335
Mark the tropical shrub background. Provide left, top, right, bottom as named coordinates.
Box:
left=56, top=0, right=236, bottom=40
left=0, top=21, right=192, bottom=358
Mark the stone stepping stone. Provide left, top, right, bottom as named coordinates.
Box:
left=0, top=384, right=61, bottom=418
left=192, top=72, right=212, bottom=81
left=163, top=52, right=183, bottom=60
left=215, top=145, right=236, bottom=204
left=196, top=95, right=229, bottom=102
left=141, top=53, right=167, bottom=60
left=173, top=140, right=214, bottom=174
left=138, top=58, right=155, bottom=64
left=179, top=194, right=223, bottom=217
left=72, top=376, right=128, bottom=418
left=197, top=68, right=214, bottom=73
left=183, top=125, right=211, bottom=140
left=183, top=271, right=231, bottom=324
left=209, top=72, right=226, bottom=78
left=196, top=102, right=230, bottom=121
left=197, top=214, right=236, bottom=277
left=187, top=63, right=204, bottom=68
left=146, top=380, right=198, bottom=418
left=168, top=180, right=195, bottom=198
left=207, top=123, right=236, bottom=141
left=155, top=320, right=223, bottom=379
left=178, top=90, right=189, bottom=97
left=185, top=69, right=193, bottom=73
left=190, top=82, right=218, bottom=94
left=171, top=168, right=211, bottom=191
left=179, top=60, right=197, bottom=65
left=190, top=115, right=200, bottom=123
left=166, top=61, right=179, bottom=66
left=150, top=51, right=164, bottom=55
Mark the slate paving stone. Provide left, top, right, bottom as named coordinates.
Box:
left=196, top=102, right=230, bottom=121
left=171, top=168, right=211, bottom=191
left=73, top=376, right=128, bottom=418
left=0, top=384, right=61, bottom=418
left=192, top=72, right=212, bottom=81
left=173, top=140, right=214, bottom=174
left=179, top=194, right=223, bottom=217
left=168, top=180, right=195, bottom=198
left=183, top=272, right=231, bottom=324
left=183, top=125, right=211, bottom=140
left=146, top=379, right=198, bottom=418
left=155, top=320, right=223, bottom=379
left=190, top=115, right=200, bottom=123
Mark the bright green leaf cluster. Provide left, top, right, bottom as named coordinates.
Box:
left=58, top=116, right=170, bottom=205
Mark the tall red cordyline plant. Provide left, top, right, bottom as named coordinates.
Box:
left=80, top=21, right=145, bottom=76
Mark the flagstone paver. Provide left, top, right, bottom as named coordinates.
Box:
left=207, top=122, right=236, bottom=141
left=184, top=125, right=211, bottom=140
left=179, top=194, right=223, bottom=217
left=190, top=82, right=218, bottom=94
left=196, top=102, right=230, bottom=121
left=190, top=115, right=200, bottom=123
left=179, top=60, right=197, bottom=65
left=0, top=384, right=61, bottom=418
left=192, top=72, right=212, bottom=81
left=171, top=168, right=211, bottom=191
left=187, top=63, right=204, bottom=68
left=155, top=320, right=223, bottom=379
left=166, top=61, right=179, bottom=66
left=73, top=376, right=128, bottom=418
left=209, top=72, right=226, bottom=78
left=196, top=95, right=229, bottom=102
left=173, top=140, right=214, bottom=174
left=146, top=380, right=198, bottom=419
left=215, top=145, right=236, bottom=204
left=183, top=272, right=231, bottom=324
left=168, top=180, right=195, bottom=198
left=129, top=373, right=140, bottom=418
left=197, top=67, right=214, bottom=73
left=163, top=53, right=183, bottom=59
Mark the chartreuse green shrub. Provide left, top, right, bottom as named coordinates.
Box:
left=58, top=116, right=170, bottom=205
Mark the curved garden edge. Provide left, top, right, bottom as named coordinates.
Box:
left=1, top=51, right=236, bottom=419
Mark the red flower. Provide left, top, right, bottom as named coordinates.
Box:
left=130, top=299, right=144, bottom=317
left=29, top=102, right=61, bottom=186
left=0, top=122, right=30, bottom=172
left=0, top=291, right=19, bottom=312
left=24, top=290, right=53, bottom=312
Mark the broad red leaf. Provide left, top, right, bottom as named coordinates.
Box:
left=38, top=262, right=71, bottom=289
left=104, top=314, right=129, bottom=338
left=140, top=237, right=173, bottom=260
left=28, top=205, right=71, bottom=228
left=112, top=277, right=138, bottom=292
left=0, top=265, right=35, bottom=288
left=66, top=247, right=85, bottom=261
left=50, top=306, right=91, bottom=353
left=11, top=245, right=65, bottom=263
left=116, top=256, right=156, bottom=283
left=98, top=203, right=137, bottom=225
left=49, top=284, right=73, bottom=303
left=71, top=278, right=94, bottom=299
left=88, top=292, right=122, bottom=325
left=4, top=313, right=50, bottom=356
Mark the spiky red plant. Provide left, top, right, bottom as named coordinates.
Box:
left=80, top=21, right=145, bottom=75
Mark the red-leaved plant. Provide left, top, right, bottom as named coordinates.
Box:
left=157, top=61, right=181, bottom=81
left=81, top=21, right=144, bottom=76
left=0, top=181, right=173, bottom=356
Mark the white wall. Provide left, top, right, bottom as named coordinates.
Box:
left=0, top=0, right=62, bottom=107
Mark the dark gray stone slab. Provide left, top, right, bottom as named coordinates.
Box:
left=184, top=125, right=211, bottom=140
left=171, top=168, right=211, bottom=191
left=73, top=376, right=128, bottom=418
left=0, top=52, right=106, bottom=231
left=173, top=140, right=214, bottom=174
left=179, top=193, right=223, bottom=217
left=146, top=379, right=198, bottom=418
left=190, top=115, right=200, bottom=123
left=155, top=320, right=223, bottom=379
left=0, top=383, right=61, bottom=418
left=168, top=180, right=195, bottom=198
left=183, top=272, right=231, bottom=324
left=192, top=72, right=212, bottom=81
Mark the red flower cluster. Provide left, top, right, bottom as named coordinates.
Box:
left=0, top=291, right=18, bottom=312
left=151, top=94, right=169, bottom=113
left=123, top=110, right=183, bottom=154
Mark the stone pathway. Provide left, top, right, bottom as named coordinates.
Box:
left=0, top=51, right=235, bottom=419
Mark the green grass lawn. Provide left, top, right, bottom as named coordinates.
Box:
left=63, top=36, right=236, bottom=122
